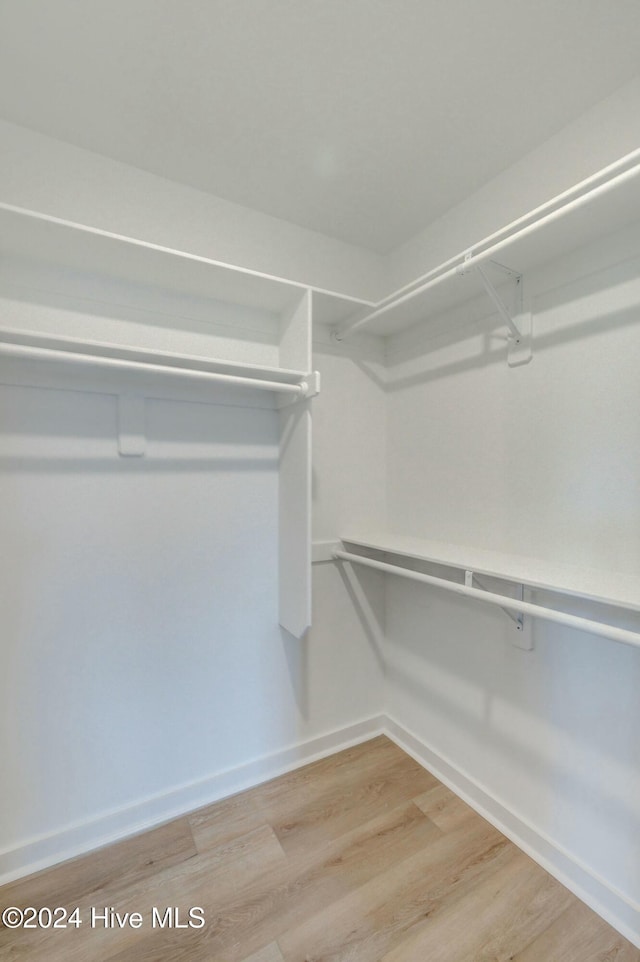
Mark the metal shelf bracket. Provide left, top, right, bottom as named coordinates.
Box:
left=458, top=256, right=533, bottom=367
left=465, top=569, right=534, bottom=650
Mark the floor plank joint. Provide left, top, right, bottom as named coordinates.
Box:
left=1, top=736, right=637, bottom=961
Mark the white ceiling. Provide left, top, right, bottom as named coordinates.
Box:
left=1, top=0, right=639, bottom=253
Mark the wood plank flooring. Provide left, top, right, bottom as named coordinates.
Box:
left=1, top=736, right=637, bottom=961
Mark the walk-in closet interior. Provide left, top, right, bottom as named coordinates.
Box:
left=1, top=1, right=640, bottom=956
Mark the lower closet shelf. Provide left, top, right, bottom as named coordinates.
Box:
left=335, top=532, right=640, bottom=650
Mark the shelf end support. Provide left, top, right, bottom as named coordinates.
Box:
left=461, top=258, right=533, bottom=367
left=303, top=370, right=321, bottom=399
left=512, top=585, right=534, bottom=650
left=468, top=570, right=534, bottom=650
left=117, top=394, right=146, bottom=457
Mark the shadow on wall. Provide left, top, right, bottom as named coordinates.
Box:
left=336, top=563, right=386, bottom=673
left=0, top=253, right=280, bottom=350
left=382, top=303, right=640, bottom=394
left=377, top=250, right=640, bottom=392
left=375, top=573, right=640, bottom=904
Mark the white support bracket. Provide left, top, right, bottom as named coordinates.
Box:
left=458, top=256, right=533, bottom=367
left=117, top=394, right=146, bottom=457
left=512, top=584, right=534, bottom=651
left=303, top=370, right=321, bottom=399
left=465, top=570, right=533, bottom=650
left=277, top=370, right=321, bottom=409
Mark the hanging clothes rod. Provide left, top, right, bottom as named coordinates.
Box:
left=334, top=549, right=640, bottom=650
left=335, top=152, right=640, bottom=340
left=374, top=147, right=640, bottom=309
left=0, top=341, right=308, bottom=395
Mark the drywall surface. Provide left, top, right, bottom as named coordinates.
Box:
left=388, top=77, right=640, bottom=293
left=0, top=253, right=285, bottom=370
left=0, top=119, right=386, bottom=302
left=312, top=327, right=387, bottom=542
left=308, top=330, right=388, bottom=727
left=383, top=224, right=640, bottom=936
left=0, top=384, right=276, bottom=845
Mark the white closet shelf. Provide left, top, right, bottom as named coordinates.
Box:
left=339, top=531, right=640, bottom=615
left=0, top=202, right=374, bottom=327
left=0, top=328, right=317, bottom=397
left=335, top=149, right=640, bottom=339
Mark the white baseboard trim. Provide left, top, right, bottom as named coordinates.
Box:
left=383, top=715, right=640, bottom=949
left=0, top=713, right=385, bottom=887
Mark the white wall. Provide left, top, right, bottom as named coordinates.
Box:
left=312, top=326, right=388, bottom=542
left=0, top=383, right=280, bottom=851
left=0, top=252, right=284, bottom=370
left=307, top=325, right=388, bottom=740
left=382, top=221, right=640, bottom=940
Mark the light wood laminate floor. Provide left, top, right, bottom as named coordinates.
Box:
left=1, top=736, right=638, bottom=961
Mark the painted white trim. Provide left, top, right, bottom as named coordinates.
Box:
left=0, top=714, right=384, bottom=886
left=383, top=716, right=640, bottom=949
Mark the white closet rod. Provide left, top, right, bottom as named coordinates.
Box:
left=334, top=550, right=640, bottom=650
left=0, top=342, right=308, bottom=395
left=376, top=147, right=640, bottom=308
left=335, top=152, right=640, bottom=340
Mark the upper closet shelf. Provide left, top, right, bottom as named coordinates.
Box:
left=335, top=149, right=640, bottom=340
left=0, top=202, right=374, bottom=327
